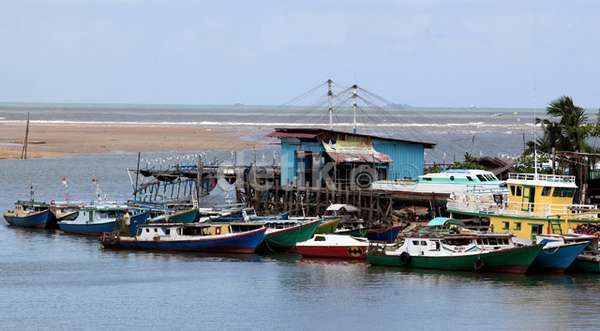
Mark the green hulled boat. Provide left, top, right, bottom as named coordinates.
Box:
left=150, top=208, right=199, bottom=224
left=260, top=219, right=320, bottom=251
left=316, top=217, right=340, bottom=234
left=367, top=234, right=543, bottom=274
left=571, top=256, right=600, bottom=273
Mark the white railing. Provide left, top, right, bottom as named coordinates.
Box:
left=448, top=192, right=600, bottom=219
left=508, top=173, right=576, bottom=183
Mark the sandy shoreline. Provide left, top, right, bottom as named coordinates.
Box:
left=0, top=123, right=267, bottom=159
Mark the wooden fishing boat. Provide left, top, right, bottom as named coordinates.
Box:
left=259, top=218, right=321, bottom=251
left=367, top=234, right=543, bottom=273
left=58, top=203, right=128, bottom=235
left=3, top=201, right=53, bottom=229
left=528, top=234, right=591, bottom=273
left=366, top=224, right=403, bottom=242
left=315, top=217, right=340, bottom=234
left=296, top=234, right=369, bottom=259
left=100, top=222, right=266, bottom=254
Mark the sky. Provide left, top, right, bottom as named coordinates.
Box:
left=0, top=0, right=599, bottom=108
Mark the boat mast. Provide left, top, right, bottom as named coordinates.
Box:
left=352, top=84, right=358, bottom=134
left=327, top=79, right=334, bottom=130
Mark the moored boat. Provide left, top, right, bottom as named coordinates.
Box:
left=315, top=217, right=340, bottom=234
left=259, top=219, right=321, bottom=251
left=367, top=234, right=543, bottom=273
left=3, top=201, right=53, bottom=229
left=58, top=203, right=128, bottom=235
left=366, top=224, right=403, bottom=242
left=528, top=234, right=591, bottom=273
left=100, top=222, right=266, bottom=254
left=296, top=234, right=369, bottom=259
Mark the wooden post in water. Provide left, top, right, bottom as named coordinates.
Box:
left=196, top=156, right=203, bottom=207
left=20, top=112, right=30, bottom=160
left=134, top=152, right=141, bottom=201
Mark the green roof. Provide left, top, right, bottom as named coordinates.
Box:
left=427, top=217, right=464, bottom=227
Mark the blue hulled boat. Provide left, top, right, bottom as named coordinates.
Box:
left=3, top=201, right=54, bottom=229
left=101, top=222, right=266, bottom=253
left=529, top=235, right=591, bottom=272
left=366, top=224, right=402, bottom=242
left=58, top=202, right=128, bottom=235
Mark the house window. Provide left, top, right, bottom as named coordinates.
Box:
left=502, top=222, right=510, bottom=230
left=541, top=187, right=552, bottom=196
left=514, top=222, right=522, bottom=231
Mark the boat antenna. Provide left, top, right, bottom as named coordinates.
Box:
left=327, top=79, right=334, bottom=129
left=61, top=176, right=70, bottom=202
left=352, top=84, right=358, bottom=134
left=29, top=180, right=34, bottom=202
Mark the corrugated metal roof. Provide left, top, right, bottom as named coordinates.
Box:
left=269, top=128, right=435, bottom=148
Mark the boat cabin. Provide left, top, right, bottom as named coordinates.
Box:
left=419, top=169, right=503, bottom=186
left=399, top=233, right=515, bottom=256
left=136, top=223, right=263, bottom=239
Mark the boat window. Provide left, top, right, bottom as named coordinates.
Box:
left=443, top=239, right=471, bottom=246
left=502, top=222, right=509, bottom=230
left=488, top=238, right=498, bottom=245
left=145, top=228, right=149, bottom=233
left=476, top=239, right=483, bottom=245
left=466, top=176, right=474, bottom=181
left=412, top=240, right=420, bottom=245
left=422, top=177, right=432, bottom=181
left=154, top=228, right=158, bottom=232
left=485, top=175, right=495, bottom=181
left=421, top=241, right=427, bottom=245
left=509, top=185, right=515, bottom=195
left=165, top=229, right=170, bottom=235
left=553, top=188, right=575, bottom=198
left=449, top=176, right=455, bottom=181
left=476, top=175, right=487, bottom=182
left=315, top=236, right=326, bottom=242
left=137, top=229, right=142, bottom=235
left=177, top=228, right=182, bottom=235
left=434, top=241, right=440, bottom=250
left=515, top=186, right=522, bottom=196
left=541, top=187, right=552, bottom=196
left=514, top=222, right=522, bottom=231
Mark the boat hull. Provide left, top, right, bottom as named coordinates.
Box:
left=58, top=221, right=117, bottom=236
left=315, top=218, right=340, bottom=234
left=367, top=225, right=402, bottom=242
left=127, top=211, right=150, bottom=235
left=169, top=208, right=199, bottom=223
left=570, top=256, right=600, bottom=273
left=367, top=245, right=543, bottom=274
left=102, top=228, right=266, bottom=254
left=261, top=221, right=320, bottom=251
left=297, top=245, right=367, bottom=259
left=3, top=209, right=52, bottom=229
left=530, top=241, right=590, bottom=273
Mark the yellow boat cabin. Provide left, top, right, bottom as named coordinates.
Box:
left=447, top=173, right=600, bottom=240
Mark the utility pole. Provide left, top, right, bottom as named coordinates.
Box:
left=352, top=84, right=358, bottom=134
left=327, top=79, right=333, bottom=130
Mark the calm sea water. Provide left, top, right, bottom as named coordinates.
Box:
left=1, top=154, right=600, bottom=330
